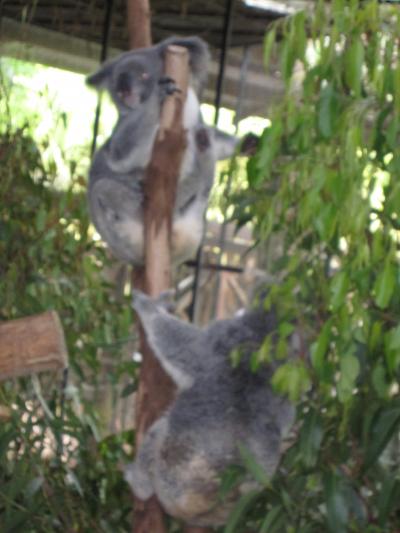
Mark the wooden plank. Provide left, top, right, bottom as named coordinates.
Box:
left=0, top=405, right=11, bottom=420
left=0, top=311, right=68, bottom=381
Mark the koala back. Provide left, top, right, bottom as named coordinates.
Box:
left=150, top=331, right=294, bottom=526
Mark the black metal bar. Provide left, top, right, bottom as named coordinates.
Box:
left=188, top=0, right=236, bottom=322
left=214, top=0, right=235, bottom=126
left=185, top=260, right=243, bottom=274
left=233, top=46, right=251, bottom=128
left=90, top=0, right=114, bottom=157
left=209, top=45, right=251, bottom=318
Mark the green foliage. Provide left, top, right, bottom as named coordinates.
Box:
left=0, top=84, right=135, bottom=528
left=229, top=1, right=400, bottom=531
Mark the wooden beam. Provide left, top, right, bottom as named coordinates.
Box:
left=0, top=311, right=68, bottom=381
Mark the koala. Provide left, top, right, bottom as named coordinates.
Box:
left=124, top=290, right=295, bottom=527
left=87, top=37, right=248, bottom=266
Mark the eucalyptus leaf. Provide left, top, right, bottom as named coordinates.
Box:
left=324, top=471, right=349, bottom=533
left=363, top=407, right=400, bottom=472
left=224, top=489, right=261, bottom=533
left=373, top=260, right=396, bottom=309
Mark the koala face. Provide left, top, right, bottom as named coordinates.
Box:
left=112, top=55, right=158, bottom=110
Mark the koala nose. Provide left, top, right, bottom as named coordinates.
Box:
left=116, top=72, right=132, bottom=95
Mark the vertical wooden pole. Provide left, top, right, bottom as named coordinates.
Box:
left=133, top=46, right=189, bottom=533
left=126, top=2, right=194, bottom=532
left=126, top=2, right=164, bottom=531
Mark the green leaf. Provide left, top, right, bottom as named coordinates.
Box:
left=230, top=347, right=244, bottom=368
left=394, top=63, right=400, bottom=117
left=324, top=471, right=349, bottom=533
left=219, top=464, right=246, bottom=500
left=263, top=28, right=276, bottom=70
left=371, top=363, right=389, bottom=399
left=272, top=361, right=311, bottom=402
left=299, top=409, right=324, bottom=468
left=318, top=83, right=337, bottom=138
left=0, top=427, right=17, bottom=457
left=373, top=259, right=396, bottom=309
left=292, top=11, right=307, bottom=62
left=387, top=324, right=400, bottom=351
left=344, top=37, right=364, bottom=97
left=279, top=322, right=295, bottom=338
left=281, top=40, right=296, bottom=84
left=35, top=206, right=47, bottom=232
left=377, top=475, right=400, bottom=525
left=258, top=333, right=273, bottom=364
left=337, top=353, right=360, bottom=403
left=238, top=442, right=270, bottom=486
left=224, top=489, right=260, bottom=533
left=310, top=320, right=332, bottom=377
left=330, top=271, right=350, bottom=311
left=315, top=204, right=337, bottom=241
left=369, top=320, right=383, bottom=352
left=259, top=505, right=285, bottom=533
left=255, top=119, right=283, bottom=180
left=363, top=407, right=400, bottom=472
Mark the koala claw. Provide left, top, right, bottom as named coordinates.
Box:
left=158, top=76, right=182, bottom=96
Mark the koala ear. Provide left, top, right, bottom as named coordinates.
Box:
left=158, top=36, right=209, bottom=93
left=86, top=59, right=116, bottom=90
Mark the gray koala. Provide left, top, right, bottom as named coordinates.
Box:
left=125, top=290, right=295, bottom=527
left=87, top=36, right=243, bottom=266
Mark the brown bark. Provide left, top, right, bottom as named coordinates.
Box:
left=127, top=0, right=152, bottom=49
left=143, top=45, right=189, bottom=295
left=131, top=40, right=192, bottom=533
left=0, top=311, right=68, bottom=381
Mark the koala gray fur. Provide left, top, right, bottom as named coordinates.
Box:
left=87, top=36, right=242, bottom=266
left=125, top=290, right=295, bottom=527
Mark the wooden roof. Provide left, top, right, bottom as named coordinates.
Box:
left=0, top=0, right=294, bottom=116
left=0, top=0, right=283, bottom=50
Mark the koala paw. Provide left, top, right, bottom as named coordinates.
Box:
left=158, top=76, right=182, bottom=97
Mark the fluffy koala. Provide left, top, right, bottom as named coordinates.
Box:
left=125, top=290, right=295, bottom=527
left=87, top=36, right=242, bottom=266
